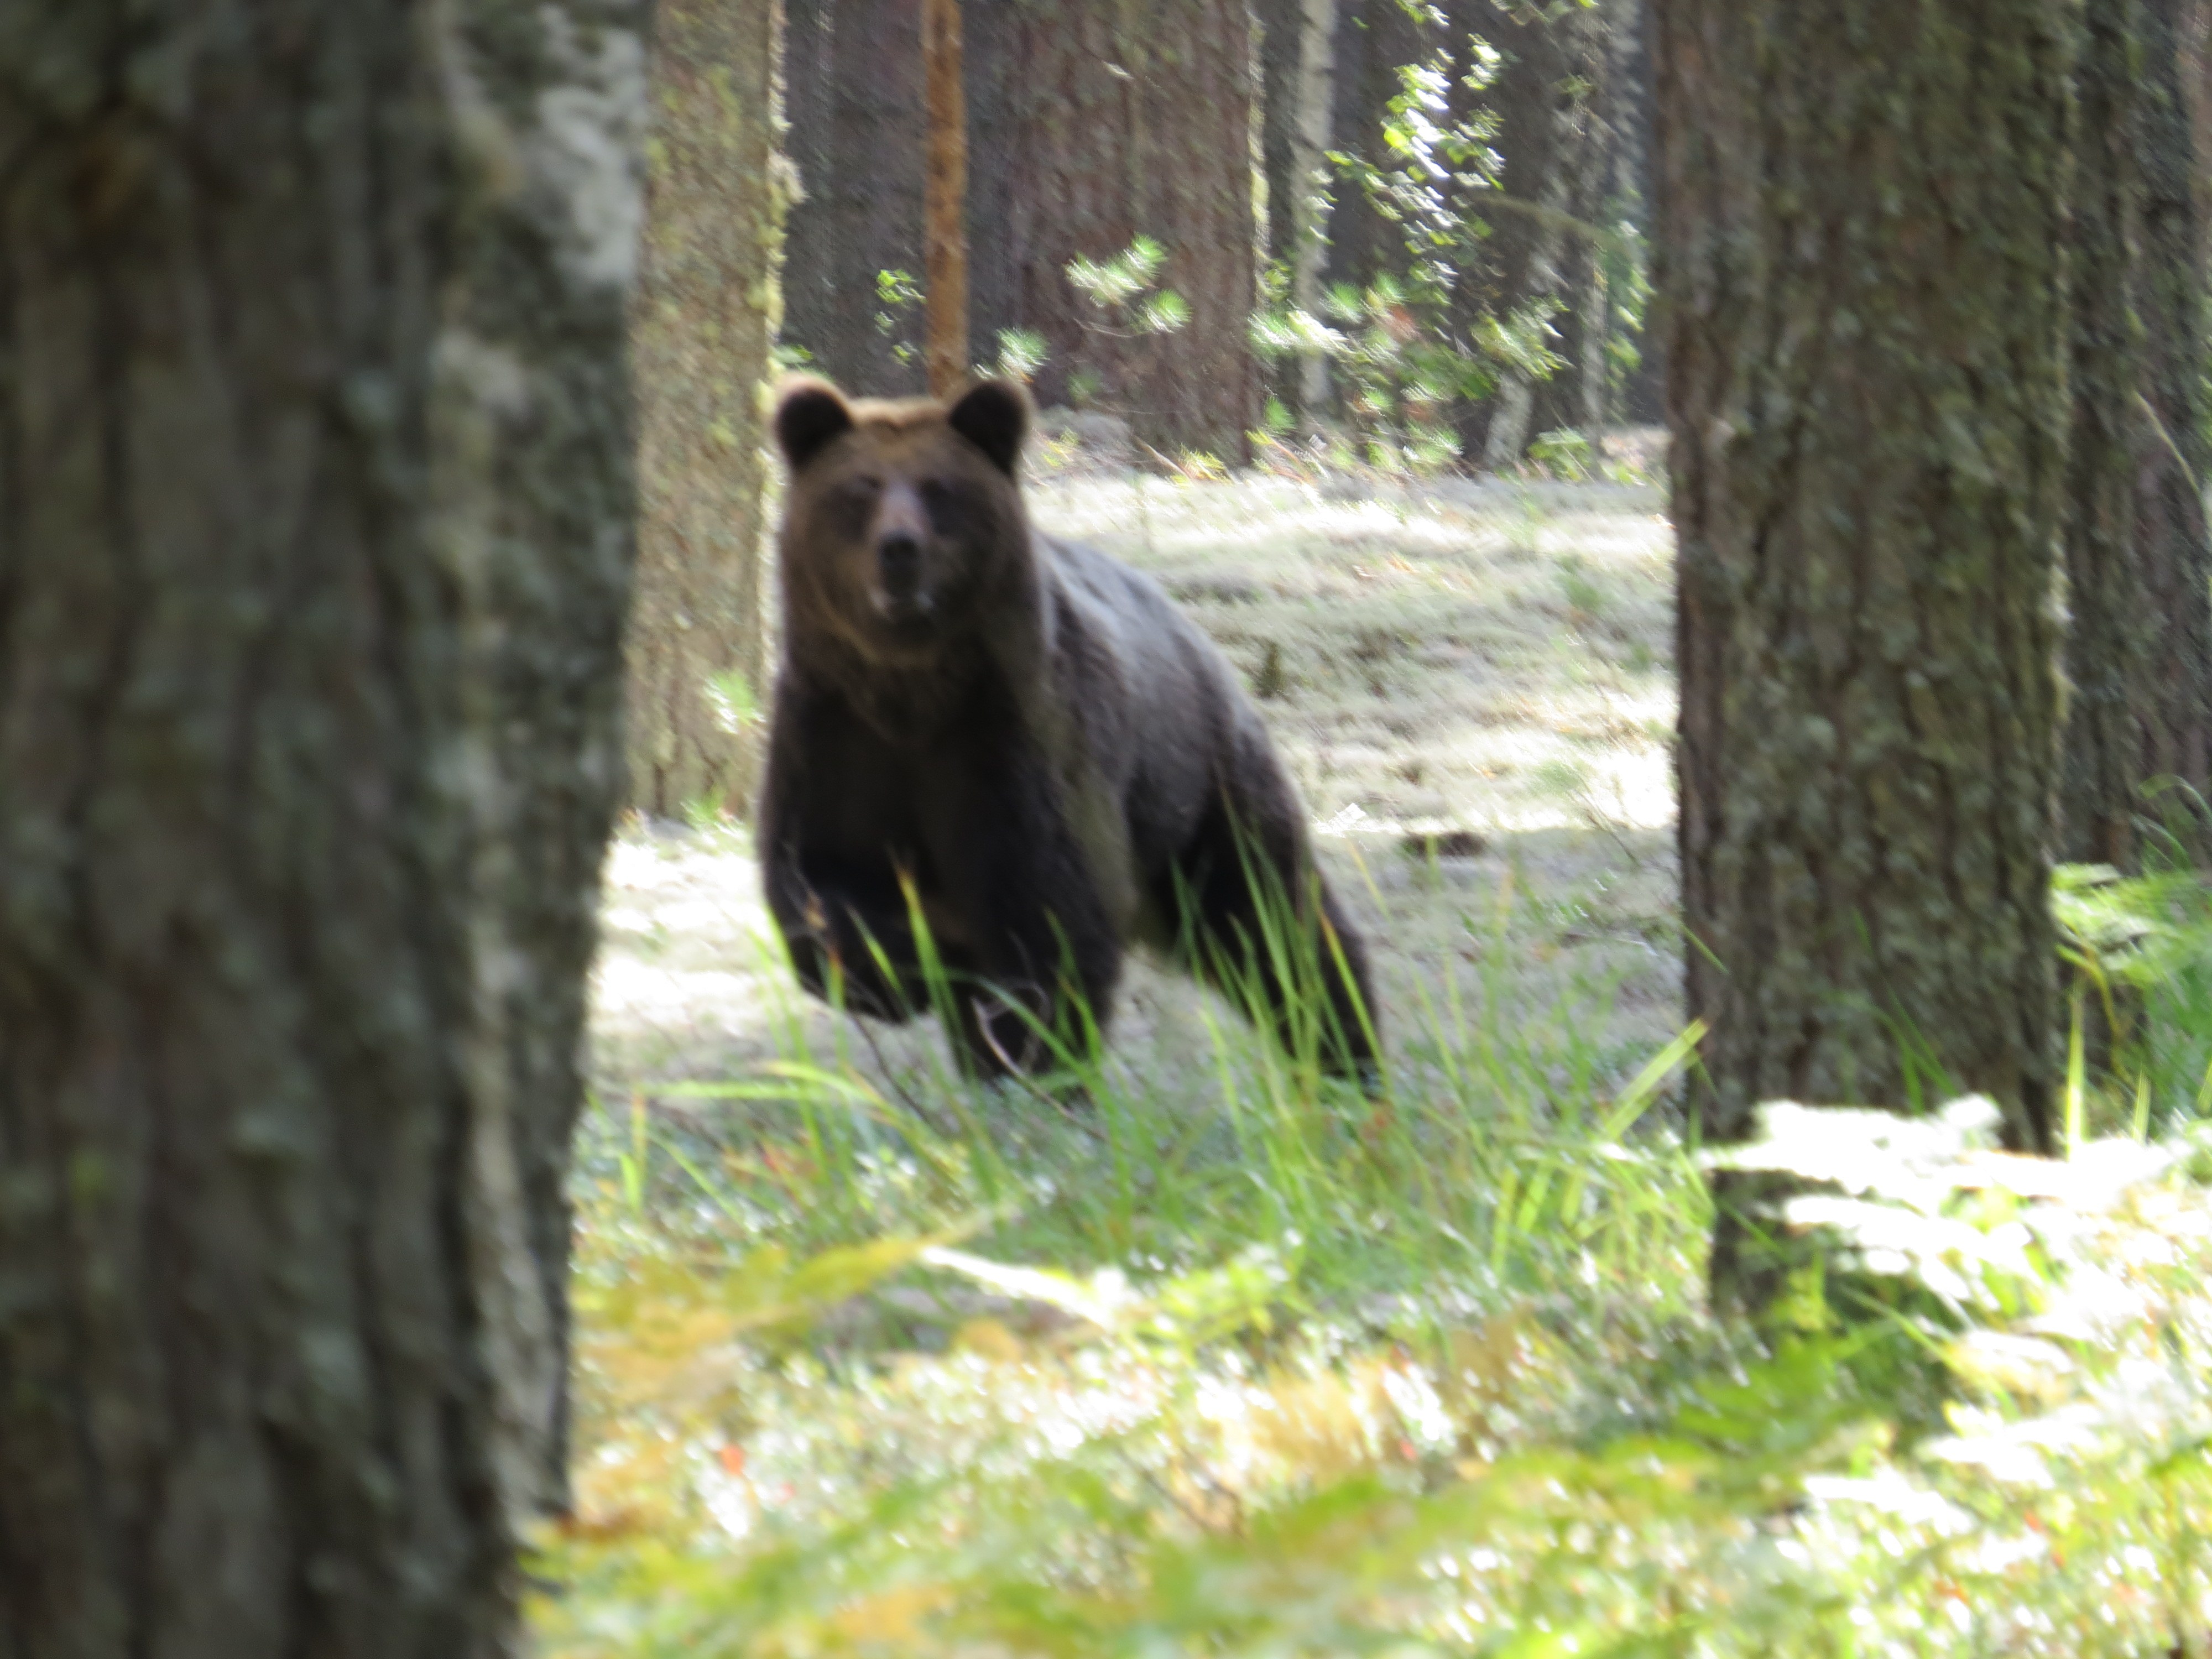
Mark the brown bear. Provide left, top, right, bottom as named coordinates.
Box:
left=759, top=375, right=1379, bottom=1083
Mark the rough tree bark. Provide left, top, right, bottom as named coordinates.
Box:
left=1000, top=0, right=1264, bottom=457
left=0, top=0, right=643, bottom=1649
left=1657, top=0, right=2070, bottom=1299
left=627, top=0, right=784, bottom=821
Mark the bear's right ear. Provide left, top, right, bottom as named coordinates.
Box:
left=774, top=378, right=855, bottom=471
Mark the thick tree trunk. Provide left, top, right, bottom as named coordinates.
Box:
left=2129, top=0, right=2212, bottom=849
left=1657, top=0, right=2070, bottom=1297
left=2060, top=0, right=2150, bottom=869
left=1001, top=0, right=1263, bottom=458
left=0, top=0, right=643, bottom=1648
left=627, top=0, right=784, bottom=821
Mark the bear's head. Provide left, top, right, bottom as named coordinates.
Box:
left=773, top=376, right=1031, bottom=666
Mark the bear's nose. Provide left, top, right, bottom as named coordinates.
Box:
left=877, top=531, right=922, bottom=594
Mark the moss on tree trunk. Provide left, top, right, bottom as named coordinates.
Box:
left=0, top=0, right=643, bottom=1646
left=1656, top=0, right=2071, bottom=1299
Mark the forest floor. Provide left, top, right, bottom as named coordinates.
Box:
left=544, top=454, right=2212, bottom=1656
left=588, top=453, right=1683, bottom=1119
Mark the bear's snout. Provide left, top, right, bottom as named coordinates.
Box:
left=877, top=530, right=922, bottom=596
left=869, top=481, right=935, bottom=622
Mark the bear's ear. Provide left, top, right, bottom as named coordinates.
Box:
left=947, top=378, right=1028, bottom=476
left=774, top=378, right=855, bottom=471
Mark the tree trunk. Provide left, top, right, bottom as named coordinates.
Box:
left=1322, top=0, right=1435, bottom=299
left=0, top=0, right=643, bottom=1648
left=2059, top=0, right=2150, bottom=870
left=1259, top=0, right=1307, bottom=272
left=782, top=0, right=928, bottom=394
left=1615, top=0, right=1663, bottom=426
left=1001, top=0, right=1264, bottom=458
left=1452, top=0, right=1611, bottom=463
left=1523, top=0, right=1621, bottom=451
left=1258, top=0, right=1343, bottom=419
left=627, top=0, right=785, bottom=821
left=1657, top=0, right=2070, bottom=1299
left=922, top=0, right=970, bottom=397
left=2182, top=0, right=2212, bottom=284
left=2129, top=0, right=2212, bottom=851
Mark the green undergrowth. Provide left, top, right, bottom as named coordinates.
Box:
left=535, top=867, right=2212, bottom=1655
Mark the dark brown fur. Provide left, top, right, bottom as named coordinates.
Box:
left=759, top=377, right=1379, bottom=1082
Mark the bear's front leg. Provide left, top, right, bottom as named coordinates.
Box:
left=764, top=853, right=936, bottom=1021
left=918, top=747, right=1124, bottom=1079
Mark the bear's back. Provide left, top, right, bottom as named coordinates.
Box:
left=1035, top=534, right=1265, bottom=872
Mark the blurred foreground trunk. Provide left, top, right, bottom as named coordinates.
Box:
left=1657, top=0, right=2070, bottom=1307
left=0, top=0, right=642, bottom=1647
left=627, top=0, right=785, bottom=819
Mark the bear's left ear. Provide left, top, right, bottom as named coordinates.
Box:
left=774, top=377, right=855, bottom=471
left=947, top=378, right=1028, bottom=476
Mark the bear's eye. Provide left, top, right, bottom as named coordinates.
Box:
left=826, top=476, right=881, bottom=536
left=917, top=477, right=975, bottom=539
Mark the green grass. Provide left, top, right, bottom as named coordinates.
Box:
left=538, top=854, right=2212, bottom=1658
left=577, top=852, right=1708, bottom=1314
left=545, top=478, right=2212, bottom=1656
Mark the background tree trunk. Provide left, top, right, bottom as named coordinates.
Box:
left=2128, top=0, right=2212, bottom=853
left=1258, top=0, right=1343, bottom=420
left=921, top=0, right=970, bottom=396
left=1657, top=0, right=2070, bottom=1298
left=1323, top=0, right=1435, bottom=299
left=1614, top=0, right=1663, bottom=426
left=1001, top=0, right=1264, bottom=458
left=627, top=0, right=785, bottom=821
left=2059, top=0, right=2150, bottom=870
left=782, top=0, right=928, bottom=394
left=0, top=0, right=643, bottom=1647
left=1453, top=1, right=1611, bottom=463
